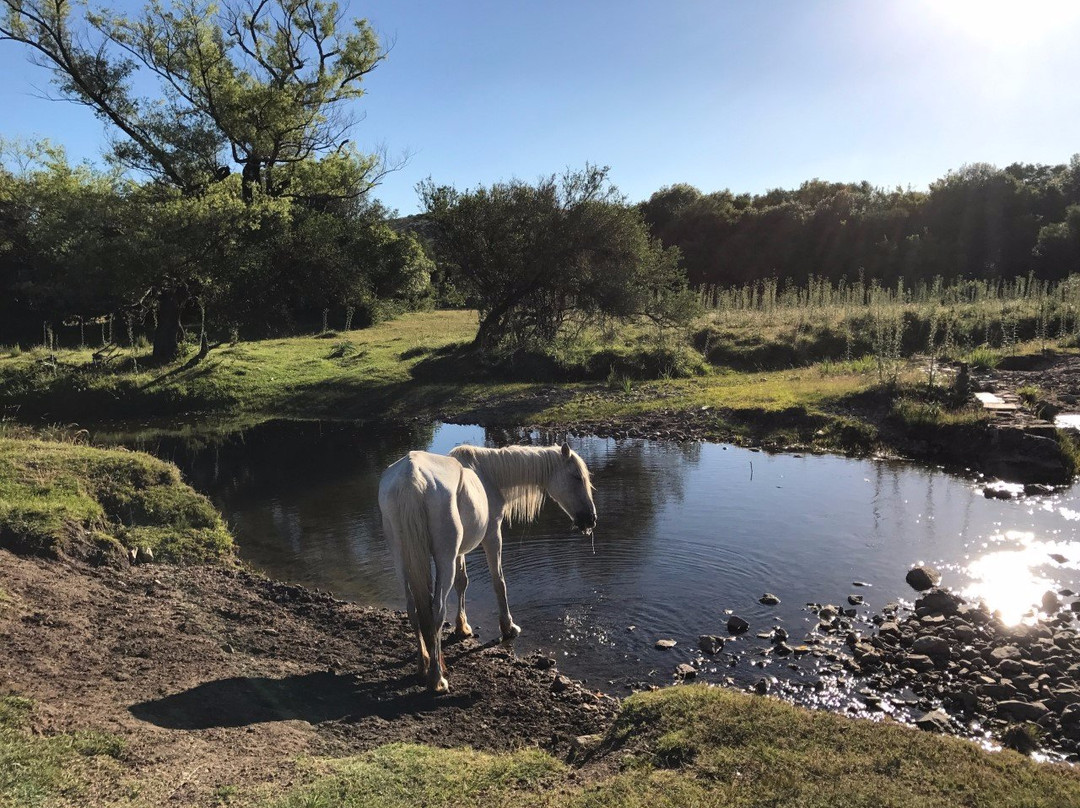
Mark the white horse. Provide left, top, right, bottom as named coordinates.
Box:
left=378, top=443, right=597, bottom=693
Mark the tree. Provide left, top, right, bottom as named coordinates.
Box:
left=1, top=0, right=392, bottom=359
left=420, top=165, right=695, bottom=353
left=0, top=139, right=133, bottom=342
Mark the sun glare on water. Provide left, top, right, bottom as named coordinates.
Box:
left=961, top=530, right=1069, bottom=626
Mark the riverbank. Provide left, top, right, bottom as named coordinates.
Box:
left=4, top=545, right=1080, bottom=807
left=3, top=310, right=1079, bottom=484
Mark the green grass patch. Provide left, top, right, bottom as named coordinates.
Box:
left=890, top=396, right=990, bottom=429
left=265, top=687, right=1080, bottom=808
left=270, top=744, right=563, bottom=808
left=0, top=436, right=233, bottom=563
left=0, top=695, right=125, bottom=808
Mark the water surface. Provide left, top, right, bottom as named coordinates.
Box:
left=103, top=420, right=1080, bottom=694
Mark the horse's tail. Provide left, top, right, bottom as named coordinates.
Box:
left=382, top=465, right=435, bottom=642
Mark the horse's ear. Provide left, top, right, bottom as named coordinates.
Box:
left=560, top=442, right=571, bottom=458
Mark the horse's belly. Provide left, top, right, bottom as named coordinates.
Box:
left=456, top=469, right=489, bottom=554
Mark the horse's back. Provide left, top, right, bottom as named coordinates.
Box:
left=379, top=450, right=489, bottom=551
left=380, top=451, right=460, bottom=500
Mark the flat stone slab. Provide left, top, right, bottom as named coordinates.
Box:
left=975, top=392, right=1019, bottom=411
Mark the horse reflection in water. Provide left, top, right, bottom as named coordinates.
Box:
left=379, top=443, right=597, bottom=693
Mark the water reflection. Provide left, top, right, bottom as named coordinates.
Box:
left=94, top=420, right=1080, bottom=693
left=961, top=530, right=1078, bottom=625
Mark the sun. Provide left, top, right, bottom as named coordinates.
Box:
left=920, top=0, right=1080, bottom=47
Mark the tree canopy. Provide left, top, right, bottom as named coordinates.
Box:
left=420, top=165, right=696, bottom=353
left=1, top=0, right=388, bottom=200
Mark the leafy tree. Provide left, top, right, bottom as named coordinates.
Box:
left=0, top=140, right=133, bottom=341
left=420, top=165, right=695, bottom=353
left=1, top=0, right=393, bottom=359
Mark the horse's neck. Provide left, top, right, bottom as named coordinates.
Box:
left=463, top=447, right=555, bottom=497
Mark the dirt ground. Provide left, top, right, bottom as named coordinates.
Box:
left=0, top=550, right=617, bottom=805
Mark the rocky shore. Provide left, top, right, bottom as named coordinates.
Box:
left=742, top=567, right=1080, bottom=761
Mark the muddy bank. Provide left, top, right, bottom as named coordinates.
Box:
left=0, top=549, right=616, bottom=806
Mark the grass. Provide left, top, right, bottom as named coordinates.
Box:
left=0, top=695, right=124, bottom=808
left=0, top=435, right=234, bottom=562
left=263, top=686, right=1080, bottom=808
left=1, top=305, right=1078, bottom=464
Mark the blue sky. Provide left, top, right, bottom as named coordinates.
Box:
left=3, top=0, right=1080, bottom=213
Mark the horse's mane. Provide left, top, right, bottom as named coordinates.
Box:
left=449, top=444, right=589, bottom=526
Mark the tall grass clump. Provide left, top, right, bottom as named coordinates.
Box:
left=698, top=272, right=1080, bottom=372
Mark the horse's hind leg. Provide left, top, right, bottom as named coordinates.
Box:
left=425, top=522, right=460, bottom=694
left=453, top=555, right=473, bottom=637
left=404, top=586, right=429, bottom=677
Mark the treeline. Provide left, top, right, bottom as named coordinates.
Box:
left=0, top=142, right=432, bottom=354
left=640, top=160, right=1080, bottom=289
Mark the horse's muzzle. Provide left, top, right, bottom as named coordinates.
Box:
left=575, top=511, right=597, bottom=534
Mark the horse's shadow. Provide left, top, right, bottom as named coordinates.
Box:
left=129, top=667, right=478, bottom=730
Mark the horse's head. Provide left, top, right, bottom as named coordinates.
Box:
left=546, top=443, right=597, bottom=534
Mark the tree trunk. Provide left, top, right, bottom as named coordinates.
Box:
left=153, top=287, right=189, bottom=363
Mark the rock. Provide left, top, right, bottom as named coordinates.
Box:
left=727, top=615, right=750, bottom=634
left=774, top=642, right=793, bottom=656
left=759, top=593, right=781, bottom=606
left=1062, top=704, right=1080, bottom=726
left=847, top=594, right=864, bottom=606
left=568, top=733, right=603, bottom=762
left=127, top=547, right=138, bottom=564
left=1025, top=483, right=1055, bottom=497
left=905, top=654, right=936, bottom=672
left=1042, top=591, right=1062, bottom=614
left=135, top=545, right=155, bottom=564
left=753, top=677, right=770, bottom=694
left=990, top=645, right=1022, bottom=663
left=997, top=658, right=1024, bottom=677
left=773, top=627, right=789, bottom=641
left=550, top=674, right=572, bottom=694
left=655, top=639, right=677, bottom=650
left=915, top=709, right=952, bottom=732
left=916, top=589, right=963, bottom=616
left=675, top=663, right=697, bottom=679
left=1050, top=553, right=1068, bottom=564
left=913, top=636, right=951, bottom=658
left=698, top=635, right=724, bottom=655
left=906, top=566, right=941, bottom=592
left=533, top=655, right=557, bottom=670
left=997, top=700, right=1050, bottom=722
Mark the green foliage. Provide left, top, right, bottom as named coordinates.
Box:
left=642, top=157, right=1080, bottom=291
left=421, top=165, right=697, bottom=353
left=1, top=0, right=387, bottom=198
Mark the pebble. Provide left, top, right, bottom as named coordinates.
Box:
left=655, top=639, right=677, bottom=650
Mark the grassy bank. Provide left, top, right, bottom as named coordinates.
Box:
left=0, top=432, right=233, bottom=563
left=2, top=309, right=1077, bottom=471
left=0, top=310, right=884, bottom=444
left=270, top=687, right=1080, bottom=807
left=188, top=686, right=1080, bottom=807
left=4, top=686, right=1079, bottom=807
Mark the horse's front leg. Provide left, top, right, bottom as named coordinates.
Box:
left=482, top=527, right=520, bottom=640
left=453, top=554, right=473, bottom=637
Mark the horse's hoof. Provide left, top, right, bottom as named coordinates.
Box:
left=455, top=624, right=474, bottom=638
left=432, top=677, right=449, bottom=694
left=501, top=623, right=521, bottom=641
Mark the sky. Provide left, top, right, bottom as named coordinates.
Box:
left=2, top=0, right=1080, bottom=214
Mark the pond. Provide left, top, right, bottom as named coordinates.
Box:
left=99, top=420, right=1080, bottom=701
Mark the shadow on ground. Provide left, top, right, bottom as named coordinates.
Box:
left=130, top=668, right=480, bottom=729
